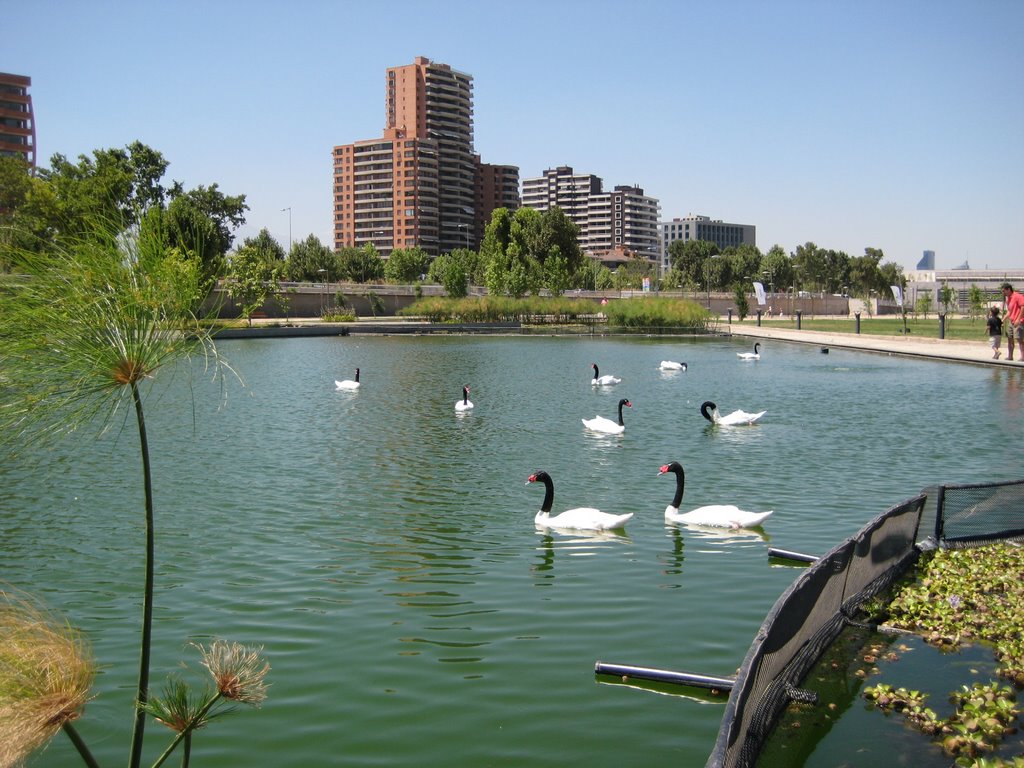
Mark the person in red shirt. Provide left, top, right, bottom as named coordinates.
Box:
left=1002, top=282, right=1024, bottom=361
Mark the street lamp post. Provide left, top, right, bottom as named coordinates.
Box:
left=705, top=255, right=719, bottom=311
left=317, top=268, right=326, bottom=314
left=281, top=207, right=292, bottom=255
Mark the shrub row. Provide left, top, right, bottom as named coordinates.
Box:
left=399, top=295, right=711, bottom=329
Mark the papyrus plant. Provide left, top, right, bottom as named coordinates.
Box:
left=0, top=215, right=265, bottom=767
left=0, top=590, right=96, bottom=768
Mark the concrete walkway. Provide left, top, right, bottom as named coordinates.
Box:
left=725, top=323, right=1023, bottom=368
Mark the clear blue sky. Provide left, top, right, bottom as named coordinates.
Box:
left=5, top=0, right=1022, bottom=271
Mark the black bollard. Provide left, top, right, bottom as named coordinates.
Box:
left=756, top=309, right=762, bottom=327
left=796, top=310, right=802, bottom=330
left=728, top=308, right=733, bottom=324
left=855, top=312, right=861, bottom=334
left=939, top=313, right=946, bottom=339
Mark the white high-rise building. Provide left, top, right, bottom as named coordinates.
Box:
left=521, top=166, right=660, bottom=267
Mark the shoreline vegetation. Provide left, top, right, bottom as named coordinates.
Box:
left=396, top=294, right=714, bottom=329
left=201, top=293, right=992, bottom=343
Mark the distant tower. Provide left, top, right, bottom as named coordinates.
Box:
left=917, top=250, right=935, bottom=270
left=0, top=72, right=35, bottom=169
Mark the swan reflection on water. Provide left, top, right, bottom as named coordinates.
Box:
left=532, top=530, right=632, bottom=580
left=672, top=522, right=769, bottom=546
left=702, top=421, right=768, bottom=446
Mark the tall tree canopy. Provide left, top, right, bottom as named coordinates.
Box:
left=481, top=206, right=582, bottom=296
left=0, top=143, right=247, bottom=284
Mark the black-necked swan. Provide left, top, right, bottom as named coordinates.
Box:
left=527, top=470, right=633, bottom=531
left=737, top=342, right=761, bottom=360
left=700, top=400, right=765, bottom=426
left=455, top=385, right=474, bottom=412
left=582, top=398, right=631, bottom=434
left=335, top=368, right=361, bottom=390
left=591, top=363, right=622, bottom=386
left=659, top=360, right=688, bottom=371
left=658, top=461, right=773, bottom=528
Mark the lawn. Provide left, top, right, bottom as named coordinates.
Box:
left=732, top=314, right=989, bottom=342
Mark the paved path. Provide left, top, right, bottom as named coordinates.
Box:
left=726, top=323, right=1023, bottom=368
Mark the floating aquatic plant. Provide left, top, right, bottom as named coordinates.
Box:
left=862, top=543, right=1024, bottom=684
left=860, top=542, right=1024, bottom=763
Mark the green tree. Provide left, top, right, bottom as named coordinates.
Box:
left=726, top=243, right=762, bottom=287
left=759, top=245, right=791, bottom=291
left=668, top=239, right=719, bottom=288
left=285, top=234, right=334, bottom=281
left=0, top=156, right=60, bottom=262
left=916, top=292, right=933, bottom=318
left=164, top=182, right=248, bottom=280
left=793, top=242, right=827, bottom=294
left=822, top=249, right=852, bottom=294
left=242, top=228, right=286, bottom=263
left=968, top=284, right=986, bottom=322
left=939, top=282, right=958, bottom=316
left=428, top=251, right=469, bottom=297
left=543, top=250, right=572, bottom=296
left=733, top=283, right=750, bottom=321
left=226, top=245, right=281, bottom=326
left=483, top=209, right=535, bottom=296
left=383, top=246, right=431, bottom=284
left=337, top=244, right=384, bottom=283
left=879, top=260, right=906, bottom=298
left=38, top=141, right=170, bottom=232
left=538, top=206, right=583, bottom=275
left=849, top=248, right=885, bottom=297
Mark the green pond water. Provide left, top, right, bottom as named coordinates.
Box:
left=3, top=334, right=1023, bottom=767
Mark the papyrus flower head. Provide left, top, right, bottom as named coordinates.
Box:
left=197, top=640, right=270, bottom=706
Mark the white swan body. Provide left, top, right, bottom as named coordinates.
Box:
left=582, top=398, right=631, bottom=434
left=659, top=360, right=687, bottom=371
left=455, top=385, right=474, bottom=412
left=737, top=342, right=761, bottom=361
left=700, top=400, right=765, bottom=426
left=591, top=363, right=621, bottom=386
left=659, top=462, right=772, bottom=528
left=335, top=368, right=361, bottom=390
left=527, top=471, right=633, bottom=531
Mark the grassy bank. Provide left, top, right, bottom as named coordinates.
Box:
left=734, top=315, right=988, bottom=342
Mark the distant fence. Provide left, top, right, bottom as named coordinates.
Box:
left=706, top=478, right=1024, bottom=768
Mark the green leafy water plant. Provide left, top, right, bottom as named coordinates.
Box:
left=0, top=216, right=268, bottom=767
left=864, top=681, right=1019, bottom=758
left=860, top=543, right=1024, bottom=763
left=863, top=544, right=1024, bottom=683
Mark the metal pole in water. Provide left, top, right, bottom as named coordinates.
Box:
left=594, top=662, right=735, bottom=691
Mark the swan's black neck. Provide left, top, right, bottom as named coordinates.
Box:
left=617, top=399, right=629, bottom=425
left=592, top=364, right=599, bottom=380
left=462, top=387, right=469, bottom=404
left=533, top=472, right=554, bottom=512
left=700, top=401, right=716, bottom=423
left=668, top=465, right=685, bottom=508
